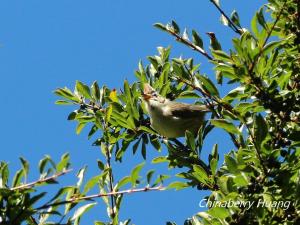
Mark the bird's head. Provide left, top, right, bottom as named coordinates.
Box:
left=206, top=32, right=216, bottom=39
left=142, top=83, right=166, bottom=104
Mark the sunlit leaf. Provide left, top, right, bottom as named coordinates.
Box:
left=71, top=203, right=97, bottom=221
left=211, top=119, right=241, bottom=134
left=76, top=80, right=92, bottom=99
left=130, top=162, right=145, bottom=187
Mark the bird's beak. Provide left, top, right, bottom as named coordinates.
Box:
left=141, top=93, right=152, bottom=101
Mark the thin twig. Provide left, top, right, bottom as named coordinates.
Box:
left=105, top=143, right=116, bottom=218
left=29, top=216, right=39, bottom=225
left=102, top=119, right=117, bottom=219
left=209, top=0, right=242, bottom=35
left=36, top=185, right=166, bottom=210
left=166, top=29, right=214, bottom=61
left=10, top=169, right=72, bottom=191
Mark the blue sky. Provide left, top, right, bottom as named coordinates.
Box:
left=0, top=0, right=264, bottom=224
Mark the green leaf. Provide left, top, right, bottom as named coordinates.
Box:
left=115, top=176, right=131, bottom=190
left=124, top=81, right=139, bottom=121
left=56, top=153, right=70, bottom=172
left=257, top=7, right=268, bottom=31
left=192, top=30, right=203, bottom=49
left=152, top=174, right=170, bottom=186
left=83, top=175, right=102, bottom=194
left=54, top=87, right=80, bottom=102
left=171, top=20, right=180, bottom=34
left=152, top=156, right=168, bottom=164
left=120, top=219, right=131, bottom=225
left=12, top=169, right=24, bottom=187
left=261, top=40, right=283, bottom=56
left=177, top=91, right=200, bottom=99
left=91, top=81, right=101, bottom=101
left=153, top=23, right=167, bottom=31
left=185, top=130, right=196, bottom=151
left=132, top=138, right=142, bottom=154
left=109, top=89, right=119, bottom=103
left=88, top=125, right=98, bottom=140
left=138, top=126, right=157, bottom=135
left=71, top=203, right=97, bottom=221
left=233, top=174, right=249, bottom=186
left=173, top=63, right=189, bottom=80
left=211, top=119, right=241, bottom=134
left=48, top=186, right=74, bottom=203
left=166, top=222, right=177, bottom=225
left=76, top=115, right=95, bottom=123
left=76, top=166, right=87, bottom=187
left=95, top=222, right=106, bottom=225
left=197, top=75, right=219, bottom=96
left=28, top=192, right=47, bottom=206
left=251, top=12, right=259, bottom=38
left=76, top=122, right=86, bottom=135
left=20, top=157, right=29, bottom=178
left=124, top=80, right=132, bottom=102
left=68, top=111, right=77, bottom=120
left=64, top=187, right=78, bottom=214
left=223, top=87, right=245, bottom=102
left=210, top=158, right=218, bottom=175
left=130, top=162, right=145, bottom=187
left=211, top=50, right=232, bottom=62
left=39, top=155, right=52, bottom=174
left=220, top=14, right=229, bottom=26
left=111, top=111, right=134, bottom=130
left=97, top=160, right=105, bottom=171
left=150, top=136, right=161, bottom=151
left=141, top=137, right=147, bottom=160
left=146, top=170, right=155, bottom=184
left=55, top=100, right=72, bottom=105
left=192, top=165, right=210, bottom=184
left=105, top=104, right=113, bottom=124
left=230, top=10, right=241, bottom=28
left=211, top=144, right=218, bottom=160
left=225, top=155, right=239, bottom=174
left=207, top=206, right=230, bottom=219
left=212, top=0, right=219, bottom=6
left=168, top=181, right=189, bottom=190
left=253, top=114, right=268, bottom=147
left=76, top=80, right=92, bottom=99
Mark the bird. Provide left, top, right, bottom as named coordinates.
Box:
left=141, top=83, right=210, bottom=138
left=206, top=32, right=222, bottom=51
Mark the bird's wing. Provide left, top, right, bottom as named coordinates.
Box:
left=166, top=102, right=210, bottom=118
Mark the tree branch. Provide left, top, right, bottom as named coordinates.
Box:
left=209, top=0, right=242, bottom=35
left=10, top=169, right=72, bottom=191
left=36, top=185, right=166, bottom=210
left=166, top=29, right=214, bottom=61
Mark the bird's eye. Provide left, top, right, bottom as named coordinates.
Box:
left=152, top=92, right=158, bottom=97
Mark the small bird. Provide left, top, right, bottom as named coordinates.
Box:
left=142, top=83, right=210, bottom=138
left=206, top=32, right=222, bottom=51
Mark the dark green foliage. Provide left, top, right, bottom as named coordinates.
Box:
left=1, top=0, right=300, bottom=224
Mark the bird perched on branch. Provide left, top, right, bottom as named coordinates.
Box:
left=141, top=83, right=211, bottom=138
left=206, top=32, right=222, bottom=51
